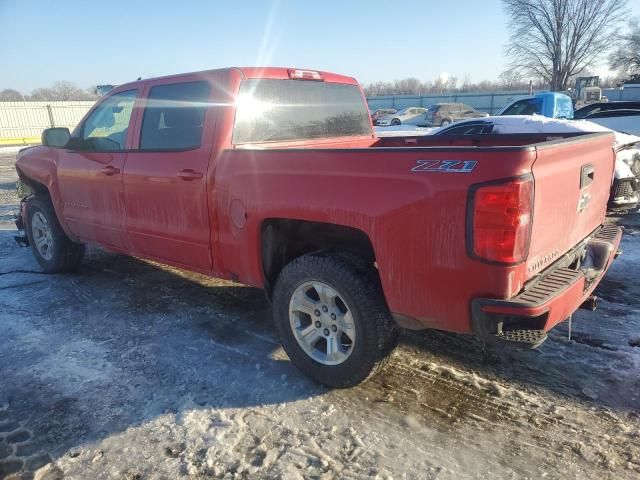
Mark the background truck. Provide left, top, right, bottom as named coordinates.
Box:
left=14, top=67, right=622, bottom=388
left=572, top=76, right=607, bottom=108
left=497, top=92, right=574, bottom=119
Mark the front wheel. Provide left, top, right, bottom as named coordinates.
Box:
left=440, top=119, right=451, bottom=126
left=272, top=254, right=399, bottom=388
left=391, top=118, right=401, bottom=126
left=25, top=196, right=85, bottom=273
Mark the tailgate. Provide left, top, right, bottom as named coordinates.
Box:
left=526, top=133, right=615, bottom=279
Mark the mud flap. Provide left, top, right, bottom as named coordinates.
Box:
left=13, top=200, right=29, bottom=247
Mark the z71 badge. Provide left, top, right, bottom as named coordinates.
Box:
left=411, top=160, right=477, bottom=173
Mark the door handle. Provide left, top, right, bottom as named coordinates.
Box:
left=178, top=169, right=203, bottom=181
left=100, top=165, right=120, bottom=176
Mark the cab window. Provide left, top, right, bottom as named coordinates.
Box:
left=502, top=98, right=542, bottom=116
left=140, top=81, right=210, bottom=151
left=81, top=90, right=137, bottom=151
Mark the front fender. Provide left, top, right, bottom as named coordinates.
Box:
left=15, top=147, right=80, bottom=242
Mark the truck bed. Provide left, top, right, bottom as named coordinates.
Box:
left=220, top=131, right=615, bottom=333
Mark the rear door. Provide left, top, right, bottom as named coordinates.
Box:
left=122, top=79, right=215, bottom=269
left=526, top=133, right=615, bottom=278
left=451, top=104, right=464, bottom=120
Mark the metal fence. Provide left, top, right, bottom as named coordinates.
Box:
left=367, top=91, right=531, bottom=115
left=602, top=85, right=640, bottom=101
left=2, top=86, right=639, bottom=145
left=367, top=85, right=640, bottom=115
left=0, top=101, right=94, bottom=145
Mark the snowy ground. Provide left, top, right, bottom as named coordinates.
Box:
left=0, top=152, right=639, bottom=480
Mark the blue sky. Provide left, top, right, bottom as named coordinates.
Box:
left=1, top=0, right=638, bottom=92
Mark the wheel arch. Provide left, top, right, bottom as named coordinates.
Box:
left=16, top=169, right=52, bottom=200
left=260, top=218, right=376, bottom=298
left=17, top=169, right=79, bottom=242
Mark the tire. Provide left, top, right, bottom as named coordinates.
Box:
left=440, top=119, right=451, bottom=126
left=391, top=118, right=401, bottom=126
left=272, top=254, right=399, bottom=388
left=25, top=196, right=85, bottom=273
left=631, top=157, right=640, bottom=177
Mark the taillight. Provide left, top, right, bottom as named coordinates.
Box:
left=288, top=69, right=324, bottom=81
left=467, top=176, right=534, bottom=264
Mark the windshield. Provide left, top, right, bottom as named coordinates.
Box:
left=233, top=79, right=371, bottom=144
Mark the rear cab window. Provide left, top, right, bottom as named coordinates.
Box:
left=232, top=79, right=371, bottom=144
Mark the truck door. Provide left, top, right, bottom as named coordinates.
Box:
left=56, top=89, right=138, bottom=248
left=122, top=79, right=214, bottom=270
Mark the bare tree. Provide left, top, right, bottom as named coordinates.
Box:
left=27, top=81, right=97, bottom=101
left=502, top=0, right=628, bottom=91
left=362, top=77, right=520, bottom=96
left=498, top=69, right=524, bottom=89
left=50, top=81, right=83, bottom=100
left=28, top=87, right=56, bottom=101
left=394, top=78, right=423, bottom=95
left=460, top=74, right=473, bottom=92
left=610, top=17, right=640, bottom=79
left=0, top=89, right=24, bottom=101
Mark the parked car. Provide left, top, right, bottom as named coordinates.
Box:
left=497, top=92, right=574, bottom=119
left=434, top=116, right=640, bottom=212
left=425, top=103, right=488, bottom=126
left=583, top=109, right=640, bottom=136
left=15, top=67, right=621, bottom=389
left=370, top=108, right=397, bottom=125
left=376, top=107, right=428, bottom=126
left=574, top=101, right=640, bottom=119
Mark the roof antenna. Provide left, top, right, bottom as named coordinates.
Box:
left=137, top=77, right=142, bottom=81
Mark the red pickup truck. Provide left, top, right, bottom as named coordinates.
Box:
left=14, top=67, right=622, bottom=388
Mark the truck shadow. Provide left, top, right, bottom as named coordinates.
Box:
left=1, top=225, right=639, bottom=476
left=0, top=232, right=325, bottom=476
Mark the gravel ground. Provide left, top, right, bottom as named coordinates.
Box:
left=0, top=151, right=639, bottom=480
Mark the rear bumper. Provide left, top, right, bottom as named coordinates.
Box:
left=609, top=177, right=639, bottom=209
left=471, top=224, right=622, bottom=346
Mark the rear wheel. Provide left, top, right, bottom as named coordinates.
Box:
left=440, top=119, right=451, bottom=126
left=25, top=196, right=85, bottom=273
left=391, top=118, right=401, bottom=126
left=272, top=254, right=399, bottom=388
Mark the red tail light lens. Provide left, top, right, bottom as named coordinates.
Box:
left=468, top=177, right=534, bottom=264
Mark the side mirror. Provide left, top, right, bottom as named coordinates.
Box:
left=41, top=127, right=70, bottom=148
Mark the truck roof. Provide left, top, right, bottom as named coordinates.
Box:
left=110, top=67, right=359, bottom=94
